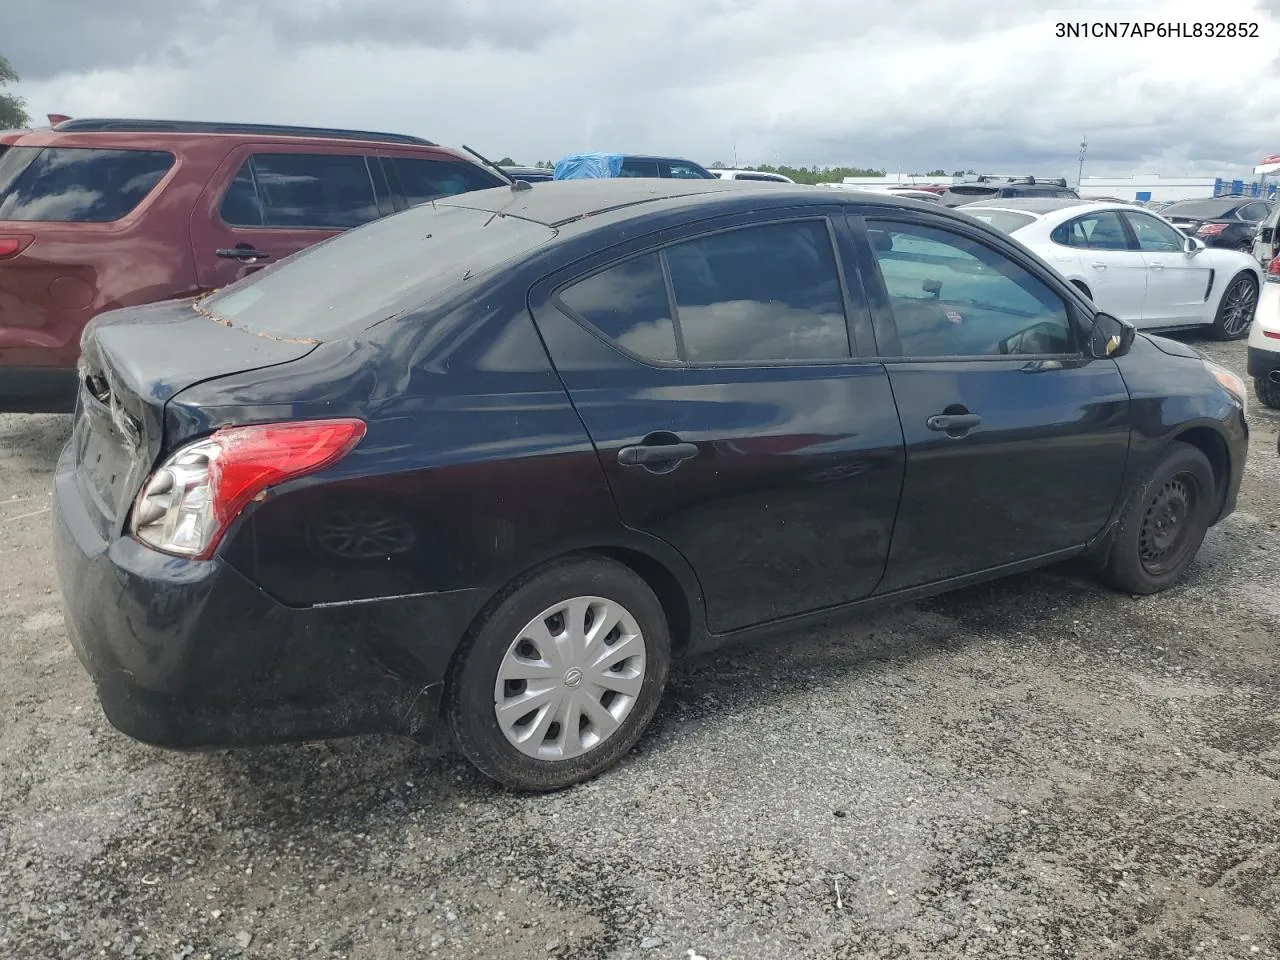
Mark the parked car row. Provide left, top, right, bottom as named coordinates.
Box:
left=53, top=176, right=1249, bottom=791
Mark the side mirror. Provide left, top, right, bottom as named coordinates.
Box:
left=1089, top=312, right=1136, bottom=359
left=1183, top=235, right=1206, bottom=255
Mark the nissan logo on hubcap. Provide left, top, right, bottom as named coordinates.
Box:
left=563, top=668, right=584, bottom=688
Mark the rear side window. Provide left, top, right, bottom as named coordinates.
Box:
left=0, top=146, right=173, bottom=222
left=199, top=202, right=555, bottom=339
left=619, top=159, right=661, bottom=178
left=666, top=161, right=713, bottom=180
left=1050, top=211, right=1131, bottom=250
left=384, top=157, right=502, bottom=206
left=220, top=153, right=381, bottom=229
left=558, top=220, right=851, bottom=364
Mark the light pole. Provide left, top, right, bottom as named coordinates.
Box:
left=1077, top=135, right=1088, bottom=189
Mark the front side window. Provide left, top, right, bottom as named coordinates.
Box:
left=385, top=157, right=502, bottom=206
left=666, top=161, right=713, bottom=180
left=1123, top=212, right=1184, bottom=252
left=558, top=219, right=852, bottom=364
left=867, top=221, right=1073, bottom=358
left=1051, top=211, right=1130, bottom=250
left=0, top=146, right=173, bottom=222
left=222, top=153, right=381, bottom=229
left=1238, top=201, right=1269, bottom=223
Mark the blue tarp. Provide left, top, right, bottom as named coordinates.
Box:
left=553, top=153, right=624, bottom=180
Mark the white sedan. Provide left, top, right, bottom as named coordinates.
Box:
left=1245, top=256, right=1280, bottom=407
left=962, top=198, right=1263, bottom=340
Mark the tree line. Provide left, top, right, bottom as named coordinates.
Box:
left=1, top=54, right=28, bottom=128
left=510, top=160, right=981, bottom=183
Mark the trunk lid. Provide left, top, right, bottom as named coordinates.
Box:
left=72, top=299, right=319, bottom=538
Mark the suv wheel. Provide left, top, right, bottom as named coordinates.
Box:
left=446, top=556, right=671, bottom=791
left=1100, top=442, right=1215, bottom=595
left=1255, top=375, right=1280, bottom=410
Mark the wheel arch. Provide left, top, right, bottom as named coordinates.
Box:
left=1168, top=425, right=1231, bottom=519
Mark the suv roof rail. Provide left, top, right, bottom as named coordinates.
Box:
left=970, top=174, right=1070, bottom=188
left=50, top=117, right=436, bottom=146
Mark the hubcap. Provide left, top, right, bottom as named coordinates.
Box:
left=1221, top=279, right=1257, bottom=335
left=1138, top=474, right=1198, bottom=575
left=494, top=596, right=647, bottom=761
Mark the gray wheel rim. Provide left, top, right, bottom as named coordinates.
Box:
left=1221, top=278, right=1257, bottom=335
left=494, top=596, right=647, bottom=761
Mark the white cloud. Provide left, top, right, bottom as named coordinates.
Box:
left=7, top=0, right=1280, bottom=178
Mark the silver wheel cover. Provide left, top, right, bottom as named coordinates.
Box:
left=494, top=596, right=647, bottom=761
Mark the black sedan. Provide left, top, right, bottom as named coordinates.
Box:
left=1162, top=196, right=1274, bottom=252
left=53, top=180, right=1249, bottom=791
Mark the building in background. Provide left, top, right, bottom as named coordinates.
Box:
left=1080, top=174, right=1278, bottom=202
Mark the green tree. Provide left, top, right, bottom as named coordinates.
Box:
left=747, top=163, right=886, bottom=185
left=0, top=54, right=29, bottom=129
left=926, top=169, right=946, bottom=177
left=710, top=160, right=727, bottom=169
left=497, top=156, right=516, bottom=166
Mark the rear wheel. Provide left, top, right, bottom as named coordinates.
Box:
left=1207, top=272, right=1257, bottom=340
left=446, top=556, right=671, bottom=792
left=1100, top=442, right=1215, bottom=595
left=1255, top=375, right=1280, bottom=410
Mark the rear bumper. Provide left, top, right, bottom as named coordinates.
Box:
left=52, top=444, right=481, bottom=750
left=1247, top=347, right=1280, bottom=380
left=0, top=366, right=78, bottom=413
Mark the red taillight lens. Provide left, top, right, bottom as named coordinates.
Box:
left=1196, top=223, right=1227, bottom=237
left=1267, top=257, right=1280, bottom=279
left=0, top=236, right=34, bottom=259
left=131, top=418, right=366, bottom=559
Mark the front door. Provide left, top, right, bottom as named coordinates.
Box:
left=1121, top=210, right=1213, bottom=325
left=188, top=146, right=389, bottom=292
left=530, top=212, right=906, bottom=633
left=855, top=212, right=1131, bottom=592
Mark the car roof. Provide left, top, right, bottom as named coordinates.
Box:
left=3, top=127, right=471, bottom=157
left=961, top=197, right=1096, bottom=215
left=49, top=117, right=435, bottom=145
left=436, top=178, right=951, bottom=229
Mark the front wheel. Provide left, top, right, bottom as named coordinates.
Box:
left=1207, top=272, right=1258, bottom=340
left=1100, top=442, right=1216, bottom=595
left=446, top=556, right=671, bottom=792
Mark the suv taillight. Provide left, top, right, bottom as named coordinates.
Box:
left=1196, top=223, right=1227, bottom=237
left=0, top=236, right=34, bottom=259
left=130, top=419, right=366, bottom=559
left=1267, top=257, right=1280, bottom=282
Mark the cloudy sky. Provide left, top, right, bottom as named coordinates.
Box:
left=5, top=0, right=1280, bottom=179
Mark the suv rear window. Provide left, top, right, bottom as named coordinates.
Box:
left=0, top=146, right=173, bottom=222
left=199, top=203, right=555, bottom=339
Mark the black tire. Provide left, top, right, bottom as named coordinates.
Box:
left=445, top=555, right=671, bottom=792
left=1100, top=442, right=1216, bottom=595
left=1207, top=272, right=1258, bottom=340
left=1256, top=375, right=1280, bottom=410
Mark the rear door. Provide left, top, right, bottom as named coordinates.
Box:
left=529, top=209, right=905, bottom=634
left=1121, top=210, right=1212, bottom=325
left=853, top=210, right=1130, bottom=591
left=1047, top=209, right=1147, bottom=322
left=189, top=145, right=391, bottom=290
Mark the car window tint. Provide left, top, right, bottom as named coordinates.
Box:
left=667, top=161, right=711, bottom=179
left=1238, top=201, right=1268, bottom=222
left=619, top=159, right=661, bottom=178
left=250, top=153, right=380, bottom=228
left=867, top=221, right=1072, bottom=358
left=558, top=254, right=679, bottom=361
left=1054, top=211, right=1130, bottom=250
left=218, top=160, right=264, bottom=226
left=966, top=210, right=1037, bottom=233
left=666, top=220, right=850, bottom=362
left=0, top=146, right=173, bottom=222
left=1124, top=213, right=1184, bottom=252
left=385, top=157, right=501, bottom=206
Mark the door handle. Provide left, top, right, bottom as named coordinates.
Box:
left=927, top=413, right=983, bottom=434
left=1090, top=262, right=1108, bottom=269
left=617, top=442, right=699, bottom=467
left=216, top=245, right=271, bottom=262
left=1147, top=263, right=1165, bottom=270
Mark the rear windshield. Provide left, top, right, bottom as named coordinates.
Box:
left=198, top=202, right=556, bottom=339
left=1161, top=199, right=1237, bottom=219
left=0, top=146, right=174, bottom=222
left=965, top=209, right=1038, bottom=233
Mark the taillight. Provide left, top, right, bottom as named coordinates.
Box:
left=1267, top=257, right=1280, bottom=282
left=1196, top=223, right=1227, bottom=237
left=130, top=419, right=366, bottom=559
left=0, top=236, right=34, bottom=259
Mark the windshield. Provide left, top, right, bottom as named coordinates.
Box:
left=965, top=210, right=1038, bottom=233
left=199, top=202, right=556, bottom=339
left=1161, top=199, right=1237, bottom=219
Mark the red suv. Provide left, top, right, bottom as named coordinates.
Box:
left=0, top=118, right=506, bottom=412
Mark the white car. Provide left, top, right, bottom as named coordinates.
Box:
left=962, top=198, right=1263, bottom=340
left=1245, top=256, right=1280, bottom=407
left=713, top=169, right=794, bottom=183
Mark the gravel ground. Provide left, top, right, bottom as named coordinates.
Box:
left=1, top=334, right=1278, bottom=960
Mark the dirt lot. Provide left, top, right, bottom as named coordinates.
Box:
left=2, top=334, right=1278, bottom=960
